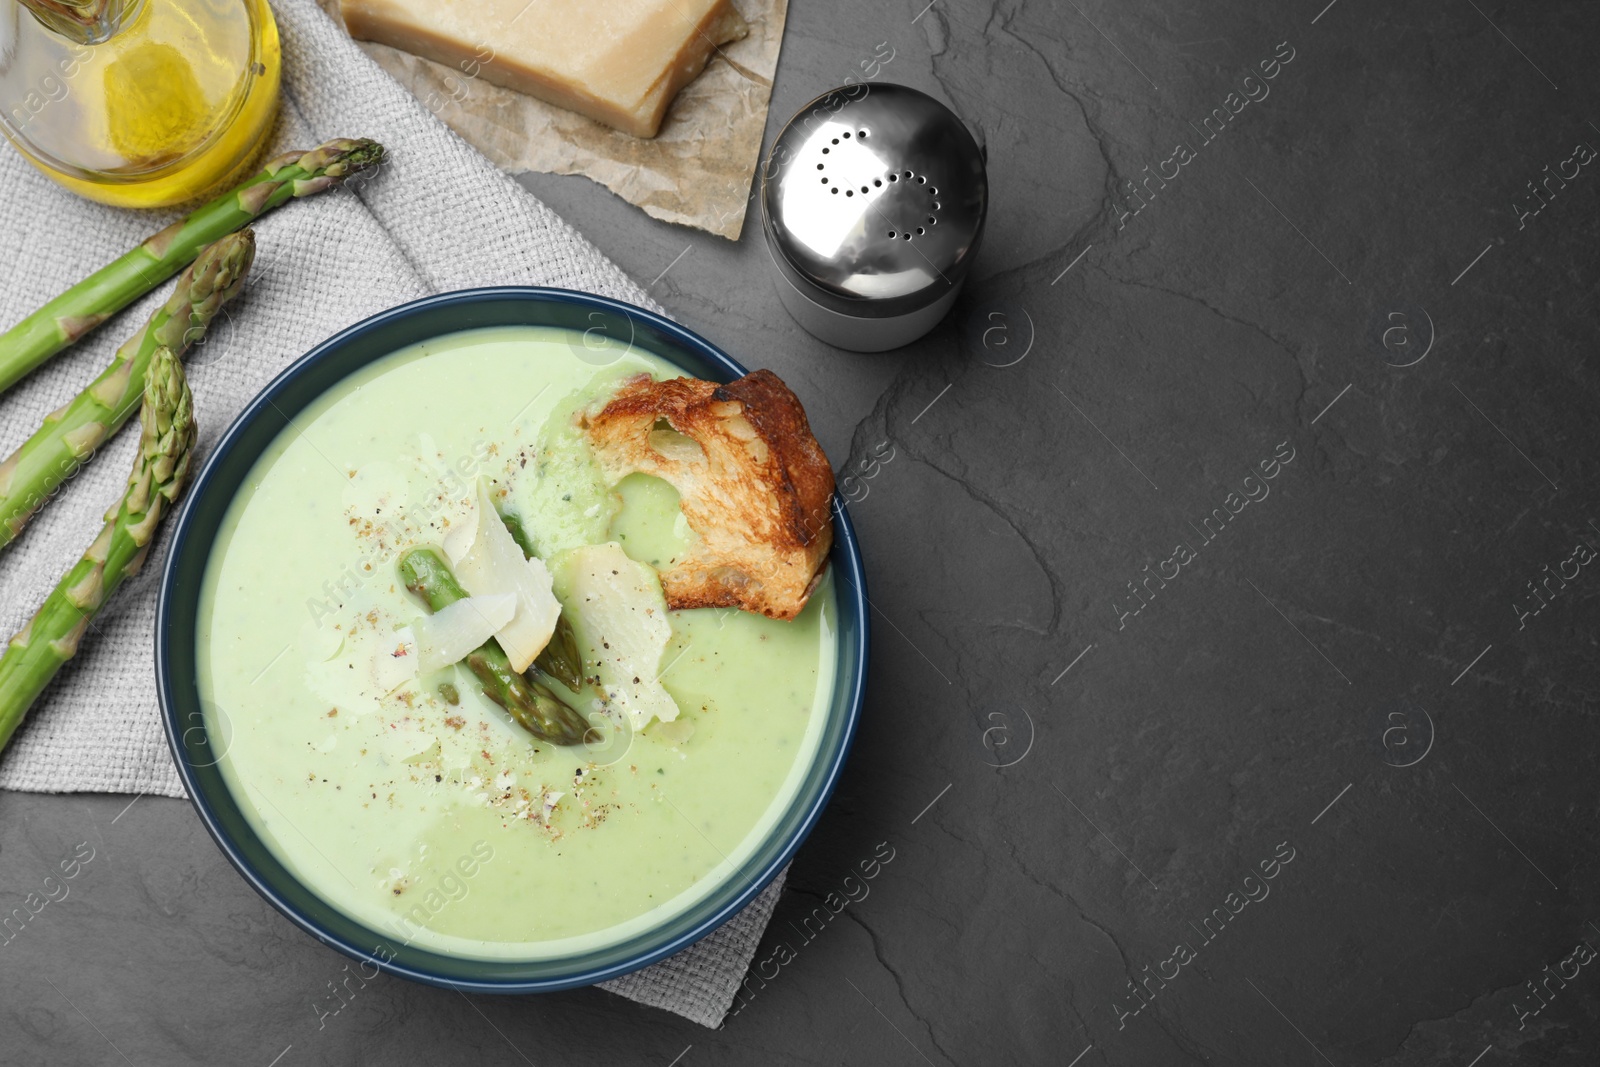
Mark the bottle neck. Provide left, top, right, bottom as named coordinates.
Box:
left=16, top=0, right=144, bottom=45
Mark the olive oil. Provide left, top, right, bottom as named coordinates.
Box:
left=0, top=0, right=280, bottom=208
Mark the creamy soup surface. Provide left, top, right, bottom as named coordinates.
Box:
left=199, top=326, right=835, bottom=959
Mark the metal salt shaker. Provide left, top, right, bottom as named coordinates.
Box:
left=760, top=83, right=988, bottom=352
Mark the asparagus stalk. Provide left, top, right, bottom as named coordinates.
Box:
left=496, top=506, right=583, bottom=690
left=498, top=509, right=537, bottom=558
left=0, top=230, right=253, bottom=549
left=536, top=615, right=584, bottom=693
left=0, top=137, right=384, bottom=396
left=397, top=547, right=589, bottom=746
left=0, top=344, right=196, bottom=752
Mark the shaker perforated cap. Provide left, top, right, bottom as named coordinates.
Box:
left=761, top=84, right=987, bottom=320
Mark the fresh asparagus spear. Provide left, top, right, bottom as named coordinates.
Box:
left=499, top=509, right=537, bottom=558
left=0, top=230, right=253, bottom=549
left=535, top=615, right=584, bottom=693
left=0, top=344, right=196, bottom=752
left=496, top=506, right=584, bottom=690
left=0, top=137, right=384, bottom=396
left=397, top=547, right=589, bottom=746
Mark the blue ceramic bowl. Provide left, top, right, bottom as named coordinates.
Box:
left=156, top=287, right=869, bottom=992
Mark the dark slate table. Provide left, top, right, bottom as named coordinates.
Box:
left=6, top=1, right=1600, bottom=1063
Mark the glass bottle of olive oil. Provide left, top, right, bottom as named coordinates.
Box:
left=0, top=0, right=279, bottom=208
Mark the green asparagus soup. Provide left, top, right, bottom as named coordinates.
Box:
left=197, top=326, right=835, bottom=959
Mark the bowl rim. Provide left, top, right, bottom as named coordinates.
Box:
left=155, top=285, right=870, bottom=993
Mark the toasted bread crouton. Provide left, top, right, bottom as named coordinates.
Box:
left=581, top=369, right=834, bottom=620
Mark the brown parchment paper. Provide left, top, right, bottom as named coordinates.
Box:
left=318, top=0, right=787, bottom=240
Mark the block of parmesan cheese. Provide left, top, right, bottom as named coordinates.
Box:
left=339, top=0, right=749, bottom=138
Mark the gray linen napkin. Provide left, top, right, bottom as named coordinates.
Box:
left=0, top=0, right=780, bottom=1027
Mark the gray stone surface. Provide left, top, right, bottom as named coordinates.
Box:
left=5, top=0, right=1600, bottom=1063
